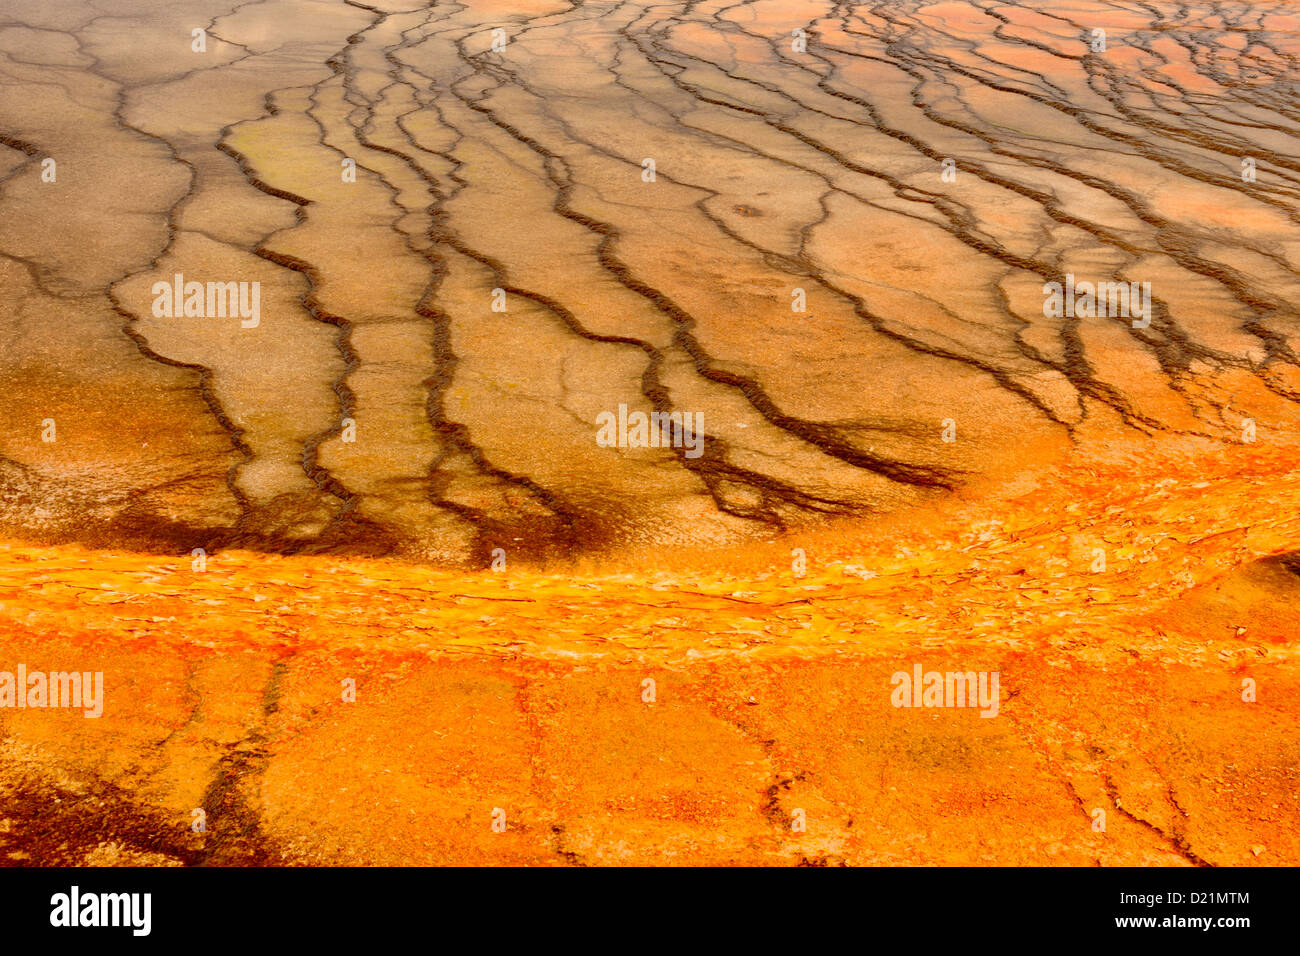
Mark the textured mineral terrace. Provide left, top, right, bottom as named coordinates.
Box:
left=0, top=0, right=1298, bottom=865
left=2, top=0, right=1300, bottom=559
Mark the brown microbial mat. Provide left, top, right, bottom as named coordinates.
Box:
left=0, top=0, right=1297, bottom=869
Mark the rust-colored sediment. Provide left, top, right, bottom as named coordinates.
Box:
left=1, top=0, right=1299, bottom=864
left=1, top=440, right=1297, bottom=865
